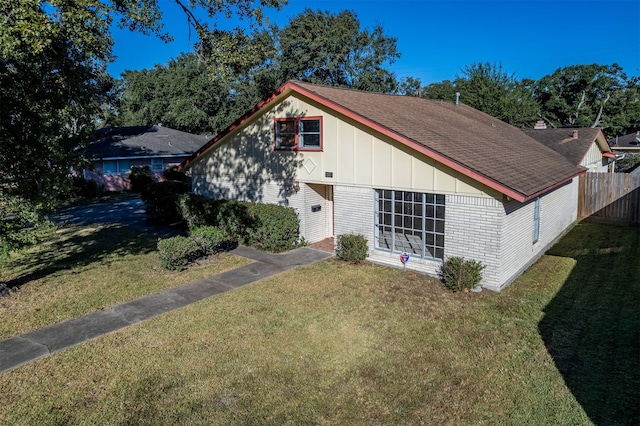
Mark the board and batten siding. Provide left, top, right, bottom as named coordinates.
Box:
left=581, top=142, right=609, bottom=172
left=189, top=93, right=499, bottom=199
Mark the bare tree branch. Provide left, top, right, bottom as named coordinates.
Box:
left=592, top=93, right=611, bottom=128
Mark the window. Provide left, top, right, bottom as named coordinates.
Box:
left=151, top=158, right=164, bottom=172
left=275, top=117, right=322, bottom=150
left=102, top=159, right=130, bottom=174
left=374, top=189, right=445, bottom=260
left=533, top=197, right=540, bottom=244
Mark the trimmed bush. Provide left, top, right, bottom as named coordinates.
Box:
left=190, top=226, right=229, bottom=255
left=141, top=180, right=189, bottom=225
left=440, top=256, right=485, bottom=292
left=177, top=195, right=300, bottom=253
left=336, top=234, right=368, bottom=263
left=129, top=166, right=154, bottom=194
left=246, top=203, right=299, bottom=252
left=157, top=236, right=201, bottom=271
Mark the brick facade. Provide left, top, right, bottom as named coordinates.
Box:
left=332, top=180, right=578, bottom=291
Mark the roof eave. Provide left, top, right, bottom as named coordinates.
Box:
left=181, top=80, right=583, bottom=202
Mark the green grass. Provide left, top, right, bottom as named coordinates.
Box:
left=0, top=223, right=251, bottom=339
left=0, top=222, right=637, bottom=425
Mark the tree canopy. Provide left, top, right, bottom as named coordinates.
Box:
left=0, top=0, right=287, bottom=258
left=276, top=9, right=399, bottom=92
left=116, top=8, right=402, bottom=134
left=418, top=62, right=639, bottom=135
left=534, top=64, right=639, bottom=135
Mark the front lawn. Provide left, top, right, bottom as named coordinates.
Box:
left=0, top=224, right=251, bottom=339
left=0, top=222, right=637, bottom=424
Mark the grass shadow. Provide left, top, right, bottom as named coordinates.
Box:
left=4, top=224, right=163, bottom=289
left=539, top=223, right=639, bottom=424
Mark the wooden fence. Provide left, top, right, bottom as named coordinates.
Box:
left=578, top=168, right=640, bottom=225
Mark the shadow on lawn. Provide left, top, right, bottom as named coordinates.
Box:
left=539, top=223, right=639, bottom=425
left=4, top=224, right=162, bottom=290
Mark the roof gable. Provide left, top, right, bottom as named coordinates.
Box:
left=184, top=81, right=585, bottom=202
left=523, top=128, right=613, bottom=165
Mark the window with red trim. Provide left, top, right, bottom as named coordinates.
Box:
left=275, top=117, right=322, bottom=151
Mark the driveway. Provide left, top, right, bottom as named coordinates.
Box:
left=51, top=198, right=182, bottom=236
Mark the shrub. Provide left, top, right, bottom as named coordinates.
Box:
left=71, top=176, right=103, bottom=198
left=246, top=203, right=299, bottom=252
left=129, top=166, right=154, bottom=194
left=176, top=195, right=301, bottom=253
left=440, top=256, right=485, bottom=292
left=177, top=194, right=209, bottom=230
left=157, top=236, right=201, bottom=271
left=190, top=226, right=229, bottom=255
left=216, top=200, right=253, bottom=242
left=163, top=166, right=188, bottom=182
left=336, top=234, right=368, bottom=263
left=141, top=181, right=189, bottom=225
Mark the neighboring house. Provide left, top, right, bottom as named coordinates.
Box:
left=83, top=125, right=210, bottom=191
left=523, top=123, right=616, bottom=173
left=609, top=131, right=640, bottom=155
left=181, top=81, right=586, bottom=291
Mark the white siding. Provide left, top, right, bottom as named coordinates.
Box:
left=581, top=142, right=609, bottom=172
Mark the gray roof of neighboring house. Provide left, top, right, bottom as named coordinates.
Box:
left=522, top=128, right=610, bottom=165
left=83, top=125, right=210, bottom=159
left=610, top=131, right=640, bottom=149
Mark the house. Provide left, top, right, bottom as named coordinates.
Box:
left=609, top=131, right=640, bottom=155
left=181, top=81, right=586, bottom=291
left=523, top=123, right=616, bottom=173
left=83, top=125, right=210, bottom=191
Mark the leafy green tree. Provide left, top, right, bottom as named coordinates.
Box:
left=118, top=48, right=276, bottom=134
left=534, top=64, right=639, bottom=135
left=421, top=80, right=456, bottom=101
left=276, top=9, right=400, bottom=92
left=452, top=62, right=539, bottom=127
left=397, top=77, right=423, bottom=97
left=0, top=0, right=286, bottom=259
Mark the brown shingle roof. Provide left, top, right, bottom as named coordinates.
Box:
left=522, top=128, right=607, bottom=165
left=290, top=81, right=583, bottom=199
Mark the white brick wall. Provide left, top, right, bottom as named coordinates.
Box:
left=333, top=185, right=374, bottom=241
left=445, top=195, right=504, bottom=288
left=498, top=178, right=578, bottom=289
left=194, top=178, right=579, bottom=291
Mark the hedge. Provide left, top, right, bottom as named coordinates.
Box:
left=177, top=194, right=299, bottom=253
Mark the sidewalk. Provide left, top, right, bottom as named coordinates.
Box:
left=0, top=246, right=333, bottom=374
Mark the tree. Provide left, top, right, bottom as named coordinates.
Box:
left=421, top=80, right=456, bottom=101
left=0, top=0, right=286, bottom=259
left=117, top=8, right=403, bottom=136
left=452, top=62, right=539, bottom=127
left=276, top=9, right=400, bottom=92
left=534, top=64, right=640, bottom=135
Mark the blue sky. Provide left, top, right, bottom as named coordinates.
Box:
left=108, top=0, right=640, bottom=84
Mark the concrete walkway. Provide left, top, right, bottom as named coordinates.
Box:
left=0, top=246, right=333, bottom=374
